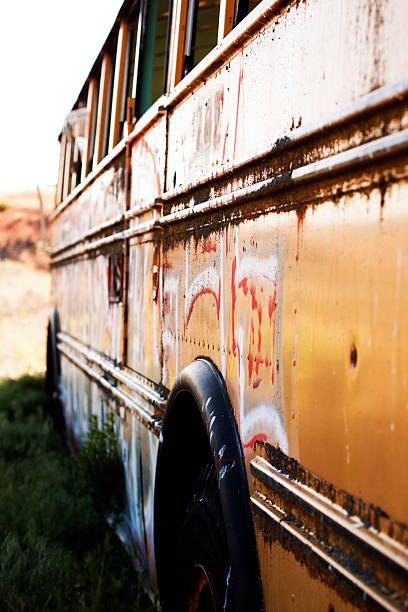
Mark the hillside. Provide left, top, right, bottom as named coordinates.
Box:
left=0, top=187, right=55, bottom=378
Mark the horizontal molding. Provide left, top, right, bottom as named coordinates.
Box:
left=51, top=127, right=408, bottom=265
left=51, top=0, right=283, bottom=222
left=50, top=200, right=161, bottom=258
left=51, top=67, right=408, bottom=225
left=58, top=332, right=167, bottom=414
left=51, top=218, right=159, bottom=264
left=251, top=455, right=408, bottom=611
left=162, top=76, right=408, bottom=202
left=50, top=139, right=127, bottom=222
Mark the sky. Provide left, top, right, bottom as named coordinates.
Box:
left=0, top=0, right=124, bottom=191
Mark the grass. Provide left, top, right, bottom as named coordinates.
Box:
left=0, top=375, right=156, bottom=612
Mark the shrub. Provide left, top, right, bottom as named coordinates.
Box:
left=0, top=375, right=156, bottom=611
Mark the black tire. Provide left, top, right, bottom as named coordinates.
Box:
left=174, top=464, right=231, bottom=612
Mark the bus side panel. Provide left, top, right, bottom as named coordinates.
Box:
left=166, top=0, right=408, bottom=192
left=119, top=410, right=159, bottom=592
left=127, top=118, right=166, bottom=382
left=127, top=238, right=162, bottom=383
left=51, top=153, right=126, bottom=251
left=130, top=119, right=166, bottom=209
left=53, top=253, right=123, bottom=363
left=59, top=351, right=158, bottom=589
left=162, top=221, right=286, bottom=470
left=162, top=163, right=408, bottom=606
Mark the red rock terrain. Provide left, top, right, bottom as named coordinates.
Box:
left=0, top=187, right=55, bottom=377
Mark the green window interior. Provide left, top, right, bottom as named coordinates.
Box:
left=136, top=0, right=170, bottom=117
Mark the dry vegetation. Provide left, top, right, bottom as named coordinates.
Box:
left=0, top=187, right=54, bottom=378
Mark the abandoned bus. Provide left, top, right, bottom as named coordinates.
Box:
left=48, top=0, right=408, bottom=609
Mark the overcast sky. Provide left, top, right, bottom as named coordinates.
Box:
left=0, top=0, right=124, bottom=191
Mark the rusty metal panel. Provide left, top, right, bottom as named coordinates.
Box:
left=130, top=117, right=166, bottom=210
left=127, top=117, right=166, bottom=382
left=54, top=252, right=123, bottom=362
left=166, top=0, right=408, bottom=192
left=162, top=150, right=408, bottom=607
left=162, top=219, right=286, bottom=453
left=127, top=239, right=162, bottom=382
left=51, top=152, right=126, bottom=251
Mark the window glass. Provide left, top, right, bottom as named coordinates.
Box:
left=120, top=8, right=140, bottom=138
left=87, top=75, right=99, bottom=175
left=136, top=0, right=171, bottom=117
left=183, top=0, right=220, bottom=77
left=151, top=0, right=170, bottom=104
left=102, top=48, right=116, bottom=157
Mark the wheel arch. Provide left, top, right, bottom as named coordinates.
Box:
left=154, top=357, right=263, bottom=611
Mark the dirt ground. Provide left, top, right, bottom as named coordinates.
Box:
left=0, top=187, right=55, bottom=378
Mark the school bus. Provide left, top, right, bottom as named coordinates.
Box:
left=47, top=0, right=408, bottom=609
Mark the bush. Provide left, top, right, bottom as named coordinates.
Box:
left=77, top=413, right=125, bottom=520
left=0, top=374, right=156, bottom=611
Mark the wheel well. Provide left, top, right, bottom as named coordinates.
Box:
left=154, top=358, right=264, bottom=611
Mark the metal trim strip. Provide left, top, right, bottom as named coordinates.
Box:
left=51, top=127, right=408, bottom=265
left=251, top=455, right=408, bottom=612
left=251, top=456, right=408, bottom=572
left=51, top=70, right=408, bottom=222
left=251, top=492, right=399, bottom=612
left=57, top=332, right=167, bottom=411
left=58, top=342, right=162, bottom=434
left=163, top=77, right=408, bottom=201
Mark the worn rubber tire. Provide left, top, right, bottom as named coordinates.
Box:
left=174, top=464, right=232, bottom=612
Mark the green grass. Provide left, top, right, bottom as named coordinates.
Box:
left=0, top=375, right=156, bottom=611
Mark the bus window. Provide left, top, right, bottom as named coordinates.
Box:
left=102, top=47, right=116, bottom=158
left=83, top=77, right=98, bottom=180
left=119, top=7, right=140, bottom=139
left=136, top=0, right=171, bottom=117
left=183, top=0, right=220, bottom=77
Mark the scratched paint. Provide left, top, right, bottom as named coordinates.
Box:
left=130, top=117, right=166, bottom=209
left=163, top=222, right=285, bottom=464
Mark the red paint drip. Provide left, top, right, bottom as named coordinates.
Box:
left=243, top=433, right=267, bottom=451
left=202, top=236, right=217, bottom=253
left=255, top=353, right=263, bottom=376
left=247, top=349, right=254, bottom=382
left=296, top=209, right=306, bottom=262
left=238, top=277, right=248, bottom=296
